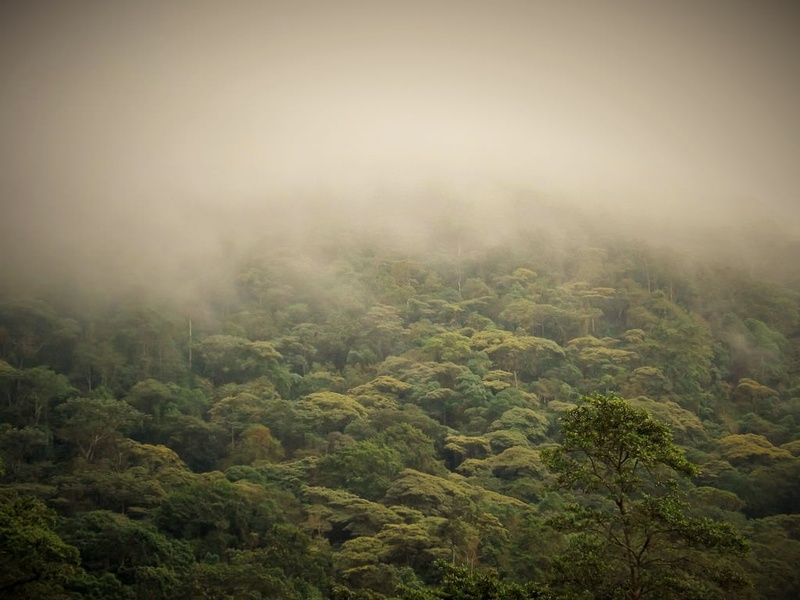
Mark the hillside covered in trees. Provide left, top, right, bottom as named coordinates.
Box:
left=3, top=0, right=800, bottom=596
left=1, top=227, right=799, bottom=599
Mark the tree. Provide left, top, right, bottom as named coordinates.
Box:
left=125, top=379, right=179, bottom=427
left=60, top=510, right=192, bottom=598
left=160, top=415, right=228, bottom=472
left=156, top=474, right=284, bottom=557
left=0, top=493, right=81, bottom=597
left=471, top=330, right=564, bottom=386
left=7, top=367, right=74, bottom=428
left=376, top=424, right=444, bottom=474
left=359, top=304, right=407, bottom=361
left=397, top=560, right=552, bottom=599
left=0, top=301, right=78, bottom=370
left=543, top=393, right=748, bottom=600
left=295, top=391, right=367, bottom=435
left=195, top=335, right=288, bottom=388
left=56, top=397, right=143, bottom=463
left=316, top=441, right=402, bottom=501
left=226, top=424, right=284, bottom=466
left=489, top=407, right=548, bottom=444
left=209, top=392, right=270, bottom=450
left=0, top=425, right=50, bottom=478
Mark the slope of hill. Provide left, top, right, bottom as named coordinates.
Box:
left=1, top=231, right=799, bottom=599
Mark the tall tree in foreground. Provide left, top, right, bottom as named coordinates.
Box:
left=543, top=393, right=748, bottom=600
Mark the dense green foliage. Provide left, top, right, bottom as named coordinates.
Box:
left=1, top=233, right=799, bottom=598
left=543, top=394, right=747, bottom=599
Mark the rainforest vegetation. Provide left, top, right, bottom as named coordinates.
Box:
left=1, top=226, right=799, bottom=600
left=3, top=0, right=800, bottom=597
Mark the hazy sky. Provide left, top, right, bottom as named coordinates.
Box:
left=1, top=0, right=799, bottom=290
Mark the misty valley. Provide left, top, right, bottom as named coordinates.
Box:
left=1, top=229, right=799, bottom=599
left=2, top=1, right=799, bottom=598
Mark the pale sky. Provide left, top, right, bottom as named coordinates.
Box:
left=1, top=0, right=799, bottom=290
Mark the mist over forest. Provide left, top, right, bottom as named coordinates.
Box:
left=1, top=1, right=799, bottom=599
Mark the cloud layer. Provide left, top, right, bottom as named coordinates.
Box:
left=1, top=1, right=798, bottom=295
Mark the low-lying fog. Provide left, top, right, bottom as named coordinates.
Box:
left=1, top=0, right=799, bottom=298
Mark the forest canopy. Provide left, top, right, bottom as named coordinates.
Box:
left=1, top=2, right=799, bottom=597
left=1, top=228, right=799, bottom=599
